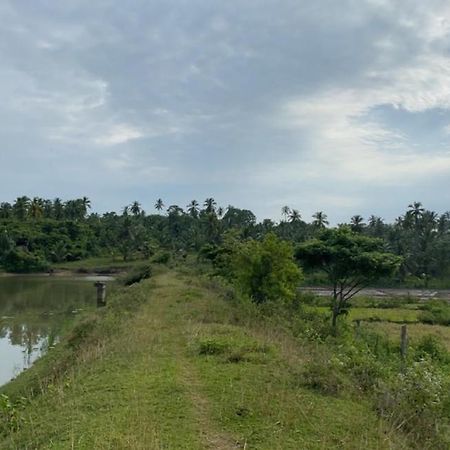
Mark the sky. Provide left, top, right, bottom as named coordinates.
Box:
left=1, top=0, right=450, bottom=224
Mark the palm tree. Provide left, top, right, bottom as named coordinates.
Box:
left=289, top=209, right=301, bottom=223
left=13, top=196, right=30, bottom=220
left=0, top=202, right=12, bottom=219
left=281, top=206, right=291, bottom=222
left=217, top=206, right=224, bottom=218
left=187, top=200, right=199, bottom=218
left=80, top=197, right=91, bottom=217
left=53, top=198, right=64, bottom=220
left=204, top=198, right=217, bottom=214
left=167, top=205, right=184, bottom=216
left=29, top=197, right=43, bottom=219
left=155, top=198, right=165, bottom=213
left=312, top=211, right=328, bottom=228
left=408, top=201, right=424, bottom=225
left=130, top=201, right=142, bottom=216
left=350, top=215, right=365, bottom=232
left=437, top=212, right=450, bottom=234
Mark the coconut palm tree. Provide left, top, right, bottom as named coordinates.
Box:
left=350, top=215, right=365, bottom=232
left=155, top=198, right=165, bottom=213
left=281, top=206, right=291, bottom=222
left=312, top=211, right=328, bottom=229
left=13, top=196, right=30, bottom=220
left=187, top=200, right=199, bottom=218
left=204, top=198, right=217, bottom=214
left=130, top=201, right=142, bottom=216
left=53, top=198, right=64, bottom=220
left=289, top=209, right=301, bottom=223
left=81, top=196, right=91, bottom=216
left=29, top=197, right=43, bottom=219
left=408, top=201, right=424, bottom=226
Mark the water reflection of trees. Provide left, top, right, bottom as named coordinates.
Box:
left=0, top=277, right=98, bottom=367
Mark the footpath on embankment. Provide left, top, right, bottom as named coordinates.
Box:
left=0, top=269, right=410, bottom=449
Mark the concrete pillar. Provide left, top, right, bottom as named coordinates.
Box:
left=95, top=282, right=107, bottom=307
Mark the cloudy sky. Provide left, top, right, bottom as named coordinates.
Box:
left=1, top=0, right=450, bottom=223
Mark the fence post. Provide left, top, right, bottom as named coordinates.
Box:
left=95, top=282, right=107, bottom=307
left=400, top=325, right=408, bottom=359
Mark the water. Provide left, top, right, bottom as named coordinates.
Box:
left=0, top=275, right=112, bottom=386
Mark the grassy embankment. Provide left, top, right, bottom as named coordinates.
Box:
left=0, top=267, right=420, bottom=449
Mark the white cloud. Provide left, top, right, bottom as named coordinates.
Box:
left=94, top=124, right=144, bottom=146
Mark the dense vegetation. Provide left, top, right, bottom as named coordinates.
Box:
left=1, top=197, right=449, bottom=287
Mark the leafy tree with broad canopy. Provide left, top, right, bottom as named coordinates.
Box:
left=296, top=228, right=402, bottom=327
left=231, top=233, right=302, bottom=304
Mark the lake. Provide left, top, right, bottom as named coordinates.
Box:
left=0, top=275, right=113, bottom=386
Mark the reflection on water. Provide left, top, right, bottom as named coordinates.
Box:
left=0, top=276, right=108, bottom=386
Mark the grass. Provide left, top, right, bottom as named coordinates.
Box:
left=306, top=305, right=421, bottom=323
left=0, top=269, right=413, bottom=449
left=365, top=322, right=450, bottom=352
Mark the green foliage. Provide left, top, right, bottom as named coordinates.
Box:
left=0, top=394, right=26, bottom=435
left=3, top=249, right=49, bottom=273
left=377, top=359, right=450, bottom=447
left=419, top=300, right=450, bottom=326
left=231, top=233, right=303, bottom=304
left=296, top=228, right=402, bottom=326
left=414, top=335, right=449, bottom=363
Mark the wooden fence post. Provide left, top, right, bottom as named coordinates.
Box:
left=95, top=282, right=107, bottom=307
left=400, top=325, right=408, bottom=359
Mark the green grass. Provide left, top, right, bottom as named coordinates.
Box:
left=306, top=305, right=421, bottom=323
left=0, top=270, right=419, bottom=449
left=365, top=322, right=450, bottom=352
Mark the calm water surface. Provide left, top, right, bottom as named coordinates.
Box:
left=0, top=275, right=112, bottom=386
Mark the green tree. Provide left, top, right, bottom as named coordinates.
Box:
left=312, top=211, right=328, bottom=229
left=296, top=228, right=401, bottom=328
left=154, top=198, right=165, bottom=213
left=232, top=233, right=302, bottom=304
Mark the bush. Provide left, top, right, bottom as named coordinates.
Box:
left=2, top=249, right=49, bottom=273
left=419, top=301, right=450, bottom=326
left=152, top=251, right=171, bottom=264
left=377, top=359, right=450, bottom=447
left=301, top=354, right=350, bottom=395
left=414, top=335, right=449, bottom=363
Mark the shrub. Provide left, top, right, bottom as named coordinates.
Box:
left=3, top=249, right=49, bottom=273
left=0, top=394, right=26, bottom=435
left=377, top=359, right=450, bottom=447
left=301, top=355, right=350, bottom=395
left=419, top=301, right=450, bottom=326
left=197, top=338, right=229, bottom=355
left=414, top=335, right=449, bottom=363
left=152, top=251, right=171, bottom=264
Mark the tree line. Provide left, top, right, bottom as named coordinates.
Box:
left=0, top=197, right=449, bottom=286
